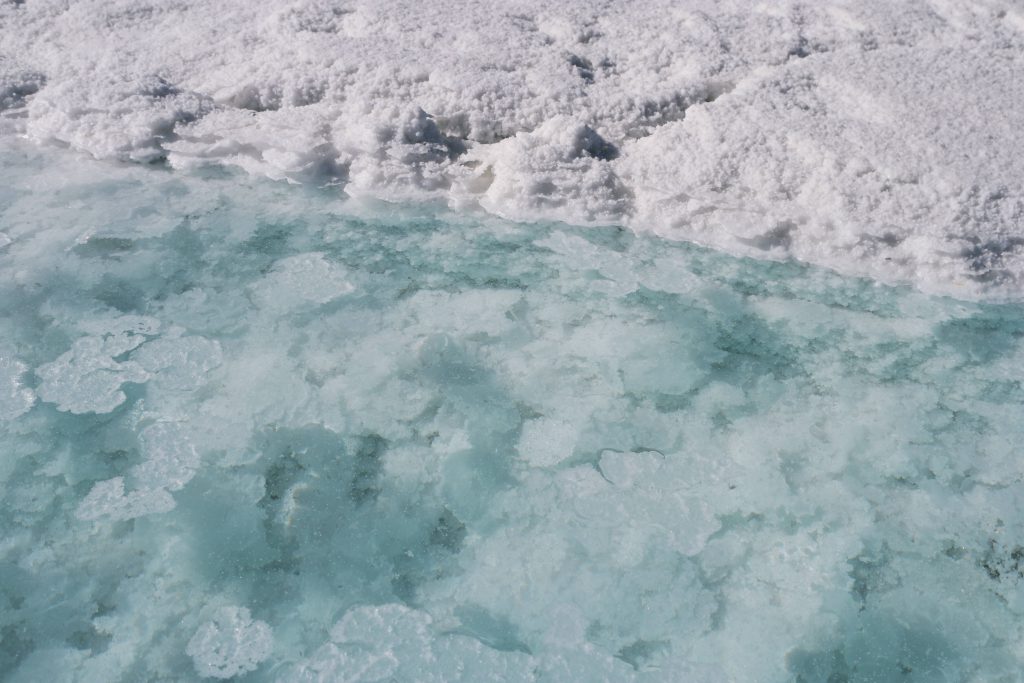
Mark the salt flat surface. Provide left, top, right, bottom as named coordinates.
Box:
left=2, top=0, right=1023, bottom=297
left=3, top=138, right=1024, bottom=681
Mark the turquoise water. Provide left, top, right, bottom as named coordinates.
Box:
left=2, top=139, right=1024, bottom=682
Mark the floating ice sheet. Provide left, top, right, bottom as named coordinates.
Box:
left=2, top=139, right=1024, bottom=681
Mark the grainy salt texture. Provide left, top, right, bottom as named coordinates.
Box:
left=2, top=0, right=1023, bottom=297
left=187, top=606, right=273, bottom=679
left=2, top=138, right=1024, bottom=681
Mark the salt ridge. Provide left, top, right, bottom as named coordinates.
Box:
left=2, top=0, right=1023, bottom=298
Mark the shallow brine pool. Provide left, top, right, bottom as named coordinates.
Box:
left=2, top=139, right=1024, bottom=682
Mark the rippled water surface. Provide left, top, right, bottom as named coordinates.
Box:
left=2, top=140, right=1024, bottom=682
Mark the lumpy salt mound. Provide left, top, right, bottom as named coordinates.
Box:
left=2, top=0, right=1023, bottom=298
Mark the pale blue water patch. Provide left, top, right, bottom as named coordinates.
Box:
left=2, top=137, right=1024, bottom=682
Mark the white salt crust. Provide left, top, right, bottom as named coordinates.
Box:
left=2, top=0, right=1023, bottom=297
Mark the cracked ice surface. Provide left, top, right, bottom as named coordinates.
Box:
left=3, top=139, right=1024, bottom=681
left=2, top=0, right=1024, bottom=297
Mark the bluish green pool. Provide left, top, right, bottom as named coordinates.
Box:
left=2, top=139, right=1024, bottom=682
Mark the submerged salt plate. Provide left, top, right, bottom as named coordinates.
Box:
left=2, top=139, right=1024, bottom=681
left=2, top=0, right=1023, bottom=297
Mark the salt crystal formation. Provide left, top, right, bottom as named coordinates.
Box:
left=186, top=607, right=273, bottom=679
left=0, top=355, right=35, bottom=421
left=1, top=0, right=1023, bottom=297
left=34, top=323, right=152, bottom=414
left=76, top=476, right=176, bottom=523
left=286, top=604, right=535, bottom=682
left=249, top=252, right=355, bottom=311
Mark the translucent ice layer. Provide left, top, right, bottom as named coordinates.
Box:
left=2, top=140, right=1024, bottom=681
left=2, top=0, right=1024, bottom=297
